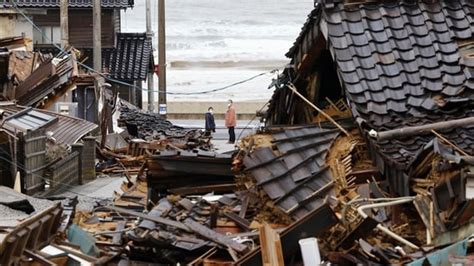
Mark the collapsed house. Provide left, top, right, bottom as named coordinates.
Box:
left=0, top=101, right=97, bottom=194
left=247, top=0, right=474, bottom=263
left=0, top=0, right=474, bottom=265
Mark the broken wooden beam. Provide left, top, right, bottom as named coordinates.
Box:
left=336, top=217, right=378, bottom=249
left=237, top=204, right=338, bottom=265
left=104, top=205, right=191, bottom=232
left=224, top=211, right=251, bottom=231
left=259, top=222, right=284, bottom=266
left=168, top=183, right=237, bottom=195
left=184, top=218, right=248, bottom=253
left=375, top=117, right=474, bottom=141
left=413, top=195, right=446, bottom=238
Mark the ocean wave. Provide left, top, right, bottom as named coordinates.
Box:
left=169, top=59, right=288, bottom=69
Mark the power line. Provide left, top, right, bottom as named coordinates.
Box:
left=0, top=151, right=110, bottom=201
left=236, top=101, right=269, bottom=141
left=10, top=1, right=279, bottom=96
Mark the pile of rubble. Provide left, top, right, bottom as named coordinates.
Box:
left=1, top=0, right=474, bottom=263
left=119, top=106, right=208, bottom=149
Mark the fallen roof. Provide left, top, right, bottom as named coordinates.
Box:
left=0, top=0, right=133, bottom=8
left=243, top=125, right=339, bottom=220
left=0, top=101, right=97, bottom=144
left=108, top=32, right=153, bottom=81
left=283, top=0, right=474, bottom=195
left=15, top=53, right=77, bottom=108
left=147, top=150, right=235, bottom=192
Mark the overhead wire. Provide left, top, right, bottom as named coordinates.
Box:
left=3, top=2, right=278, bottom=198
left=10, top=0, right=279, bottom=96
left=0, top=150, right=110, bottom=201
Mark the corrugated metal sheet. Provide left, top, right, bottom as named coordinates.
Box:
left=2, top=108, right=56, bottom=132
left=0, top=0, right=133, bottom=8
left=41, top=109, right=98, bottom=144
left=243, top=125, right=339, bottom=220
left=0, top=102, right=97, bottom=145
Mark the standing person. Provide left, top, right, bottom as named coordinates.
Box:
left=205, top=107, right=216, bottom=136
left=225, top=99, right=236, bottom=144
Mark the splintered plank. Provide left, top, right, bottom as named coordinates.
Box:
left=236, top=204, right=338, bottom=266
left=105, top=206, right=191, bottom=232
left=184, top=218, right=248, bottom=253
left=259, top=222, right=284, bottom=266
left=413, top=195, right=447, bottom=238
left=224, top=212, right=251, bottom=231
left=112, top=221, right=126, bottom=245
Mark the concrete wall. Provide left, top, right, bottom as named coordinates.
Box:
left=0, top=14, right=33, bottom=39
left=0, top=13, right=34, bottom=50
left=143, top=101, right=268, bottom=120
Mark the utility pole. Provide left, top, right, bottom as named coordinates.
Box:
left=60, top=0, right=68, bottom=48
left=158, top=0, right=167, bottom=117
left=146, top=0, right=154, bottom=112
left=93, top=0, right=102, bottom=72
left=92, top=0, right=102, bottom=130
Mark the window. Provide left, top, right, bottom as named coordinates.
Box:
left=33, top=26, right=61, bottom=45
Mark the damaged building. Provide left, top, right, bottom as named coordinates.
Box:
left=0, top=0, right=473, bottom=265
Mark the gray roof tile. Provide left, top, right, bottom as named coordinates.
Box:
left=108, top=33, right=153, bottom=81
left=319, top=0, right=474, bottom=171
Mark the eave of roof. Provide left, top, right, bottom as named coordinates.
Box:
left=0, top=102, right=97, bottom=145
left=108, top=32, right=153, bottom=81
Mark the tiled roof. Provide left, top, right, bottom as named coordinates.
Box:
left=243, top=126, right=338, bottom=220
left=277, top=0, right=474, bottom=195
left=322, top=0, right=474, bottom=168
left=0, top=0, right=133, bottom=8
left=108, top=32, right=153, bottom=81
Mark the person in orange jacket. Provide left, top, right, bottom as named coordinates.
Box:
left=224, top=99, right=237, bottom=144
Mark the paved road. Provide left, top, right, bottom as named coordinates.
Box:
left=171, top=119, right=260, bottom=141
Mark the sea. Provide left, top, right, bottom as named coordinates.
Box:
left=121, top=0, right=315, bottom=102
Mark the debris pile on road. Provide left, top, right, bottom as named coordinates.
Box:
left=118, top=106, right=209, bottom=150
left=1, top=0, right=474, bottom=264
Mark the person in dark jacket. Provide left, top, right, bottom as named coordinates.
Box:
left=205, top=107, right=216, bottom=136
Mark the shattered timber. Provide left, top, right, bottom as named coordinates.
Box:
left=0, top=0, right=474, bottom=265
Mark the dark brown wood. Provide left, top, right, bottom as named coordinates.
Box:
left=24, top=249, right=57, bottom=266
left=34, top=9, right=116, bottom=48
left=105, top=205, right=191, bottom=232
left=183, top=218, right=248, bottom=253
left=239, top=195, right=249, bottom=218
left=349, top=168, right=381, bottom=184
left=167, top=183, right=237, bottom=195
left=413, top=195, right=446, bottom=238
left=210, top=204, right=218, bottom=229
left=376, top=117, right=474, bottom=141
left=336, top=217, right=378, bottom=249
left=177, top=198, right=194, bottom=211
left=224, top=212, right=251, bottom=231
left=237, top=204, right=338, bottom=266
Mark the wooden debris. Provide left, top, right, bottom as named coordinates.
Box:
left=184, top=218, right=248, bottom=253
left=259, top=222, right=284, bottom=266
